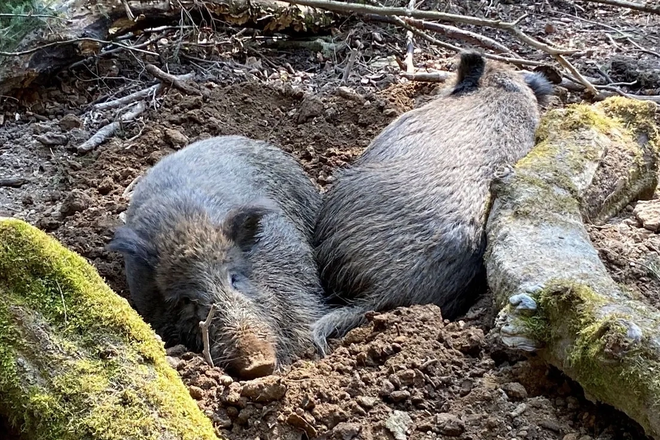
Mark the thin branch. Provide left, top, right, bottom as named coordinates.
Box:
left=626, top=37, right=660, bottom=57
left=199, top=305, right=217, bottom=368
left=404, top=0, right=416, bottom=74
left=0, top=38, right=158, bottom=57
left=403, top=18, right=516, bottom=54
left=554, top=54, right=598, bottom=95
left=0, top=12, right=65, bottom=19
left=369, top=12, right=546, bottom=67
left=77, top=102, right=147, bottom=153
left=0, top=178, right=28, bottom=188
left=342, top=48, right=359, bottom=83
left=278, top=0, right=578, bottom=55
left=581, top=0, right=660, bottom=14
left=145, top=63, right=206, bottom=97
left=401, top=71, right=452, bottom=82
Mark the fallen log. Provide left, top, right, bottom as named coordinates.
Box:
left=0, top=218, right=218, bottom=440
left=485, top=97, right=660, bottom=438
left=0, top=0, right=335, bottom=96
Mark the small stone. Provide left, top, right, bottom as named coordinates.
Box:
left=189, top=386, right=204, bottom=400
left=165, top=356, right=181, bottom=369
left=563, top=434, right=579, bottom=440
left=435, top=413, right=465, bottom=436
left=332, top=422, right=361, bottom=440
left=539, top=419, right=562, bottom=433
left=287, top=413, right=318, bottom=438
left=164, top=128, right=189, bottom=148
left=60, top=189, right=92, bottom=217
left=510, top=403, right=527, bottom=417
left=385, top=410, right=412, bottom=440
left=35, top=133, right=68, bottom=146
left=455, top=327, right=485, bottom=355
left=544, top=22, right=556, bottom=34
left=396, top=369, right=416, bottom=386
left=356, top=396, right=378, bottom=409
left=236, top=406, right=258, bottom=426
left=389, top=390, right=411, bottom=402
left=379, top=379, right=395, bottom=397
left=241, top=376, right=287, bottom=402
left=383, top=108, right=399, bottom=117
left=218, top=375, right=234, bottom=386
left=222, top=383, right=244, bottom=405
left=633, top=200, right=660, bottom=232
left=212, top=409, right=233, bottom=428
left=459, top=379, right=473, bottom=396
left=501, top=382, right=528, bottom=401
left=59, top=114, right=83, bottom=130
left=97, top=177, right=114, bottom=195
left=296, top=95, right=324, bottom=123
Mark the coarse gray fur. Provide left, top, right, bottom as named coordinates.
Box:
left=312, top=51, right=552, bottom=349
left=108, top=135, right=326, bottom=376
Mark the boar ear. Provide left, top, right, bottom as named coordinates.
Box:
left=523, top=71, right=554, bottom=106
left=223, top=201, right=277, bottom=252
left=107, top=226, right=157, bottom=267
left=452, top=50, right=485, bottom=95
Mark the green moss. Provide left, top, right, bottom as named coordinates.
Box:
left=0, top=218, right=218, bottom=440
left=533, top=280, right=660, bottom=433
left=535, top=103, right=619, bottom=143
left=597, top=97, right=659, bottom=142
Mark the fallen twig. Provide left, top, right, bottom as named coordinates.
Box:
left=626, top=37, right=660, bottom=57
left=0, top=37, right=158, bottom=57
left=145, top=63, right=206, bottom=97
left=401, top=71, right=452, bottom=82
left=279, top=0, right=578, bottom=55
left=403, top=18, right=515, bottom=54
left=404, top=0, right=416, bottom=74
left=0, top=178, right=28, bottom=188
left=342, top=49, right=359, bottom=83
left=93, top=73, right=195, bottom=111
left=596, top=86, right=660, bottom=103
left=77, top=102, right=147, bottom=153
left=560, top=75, right=660, bottom=104
left=94, top=84, right=159, bottom=111
left=0, top=13, right=65, bottom=19
left=582, top=0, right=660, bottom=14
left=199, top=305, right=217, bottom=368
left=554, top=54, right=598, bottom=95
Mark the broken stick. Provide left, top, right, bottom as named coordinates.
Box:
left=200, top=305, right=218, bottom=368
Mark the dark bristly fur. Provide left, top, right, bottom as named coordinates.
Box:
left=312, top=51, right=552, bottom=349
left=451, top=51, right=486, bottom=95
left=108, top=135, right=326, bottom=378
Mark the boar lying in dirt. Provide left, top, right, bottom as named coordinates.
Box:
left=109, top=135, right=327, bottom=379
left=312, top=51, right=552, bottom=349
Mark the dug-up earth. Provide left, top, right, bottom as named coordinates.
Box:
left=1, top=0, right=660, bottom=439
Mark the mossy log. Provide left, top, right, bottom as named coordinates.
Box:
left=0, top=218, right=218, bottom=440
left=485, top=97, right=660, bottom=438
left=0, top=0, right=335, bottom=95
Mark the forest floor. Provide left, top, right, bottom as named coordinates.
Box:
left=1, top=0, right=660, bottom=439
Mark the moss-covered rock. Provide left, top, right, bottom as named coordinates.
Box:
left=0, top=218, right=218, bottom=440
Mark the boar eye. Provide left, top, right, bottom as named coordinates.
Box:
left=229, top=274, right=239, bottom=289
left=181, top=297, right=191, bottom=305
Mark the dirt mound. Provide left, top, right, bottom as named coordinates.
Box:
left=172, top=304, right=647, bottom=440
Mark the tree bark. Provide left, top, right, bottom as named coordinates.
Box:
left=0, top=0, right=336, bottom=95
left=0, top=218, right=218, bottom=440
left=485, top=97, right=660, bottom=439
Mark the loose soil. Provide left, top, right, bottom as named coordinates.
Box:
left=1, top=0, right=659, bottom=439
